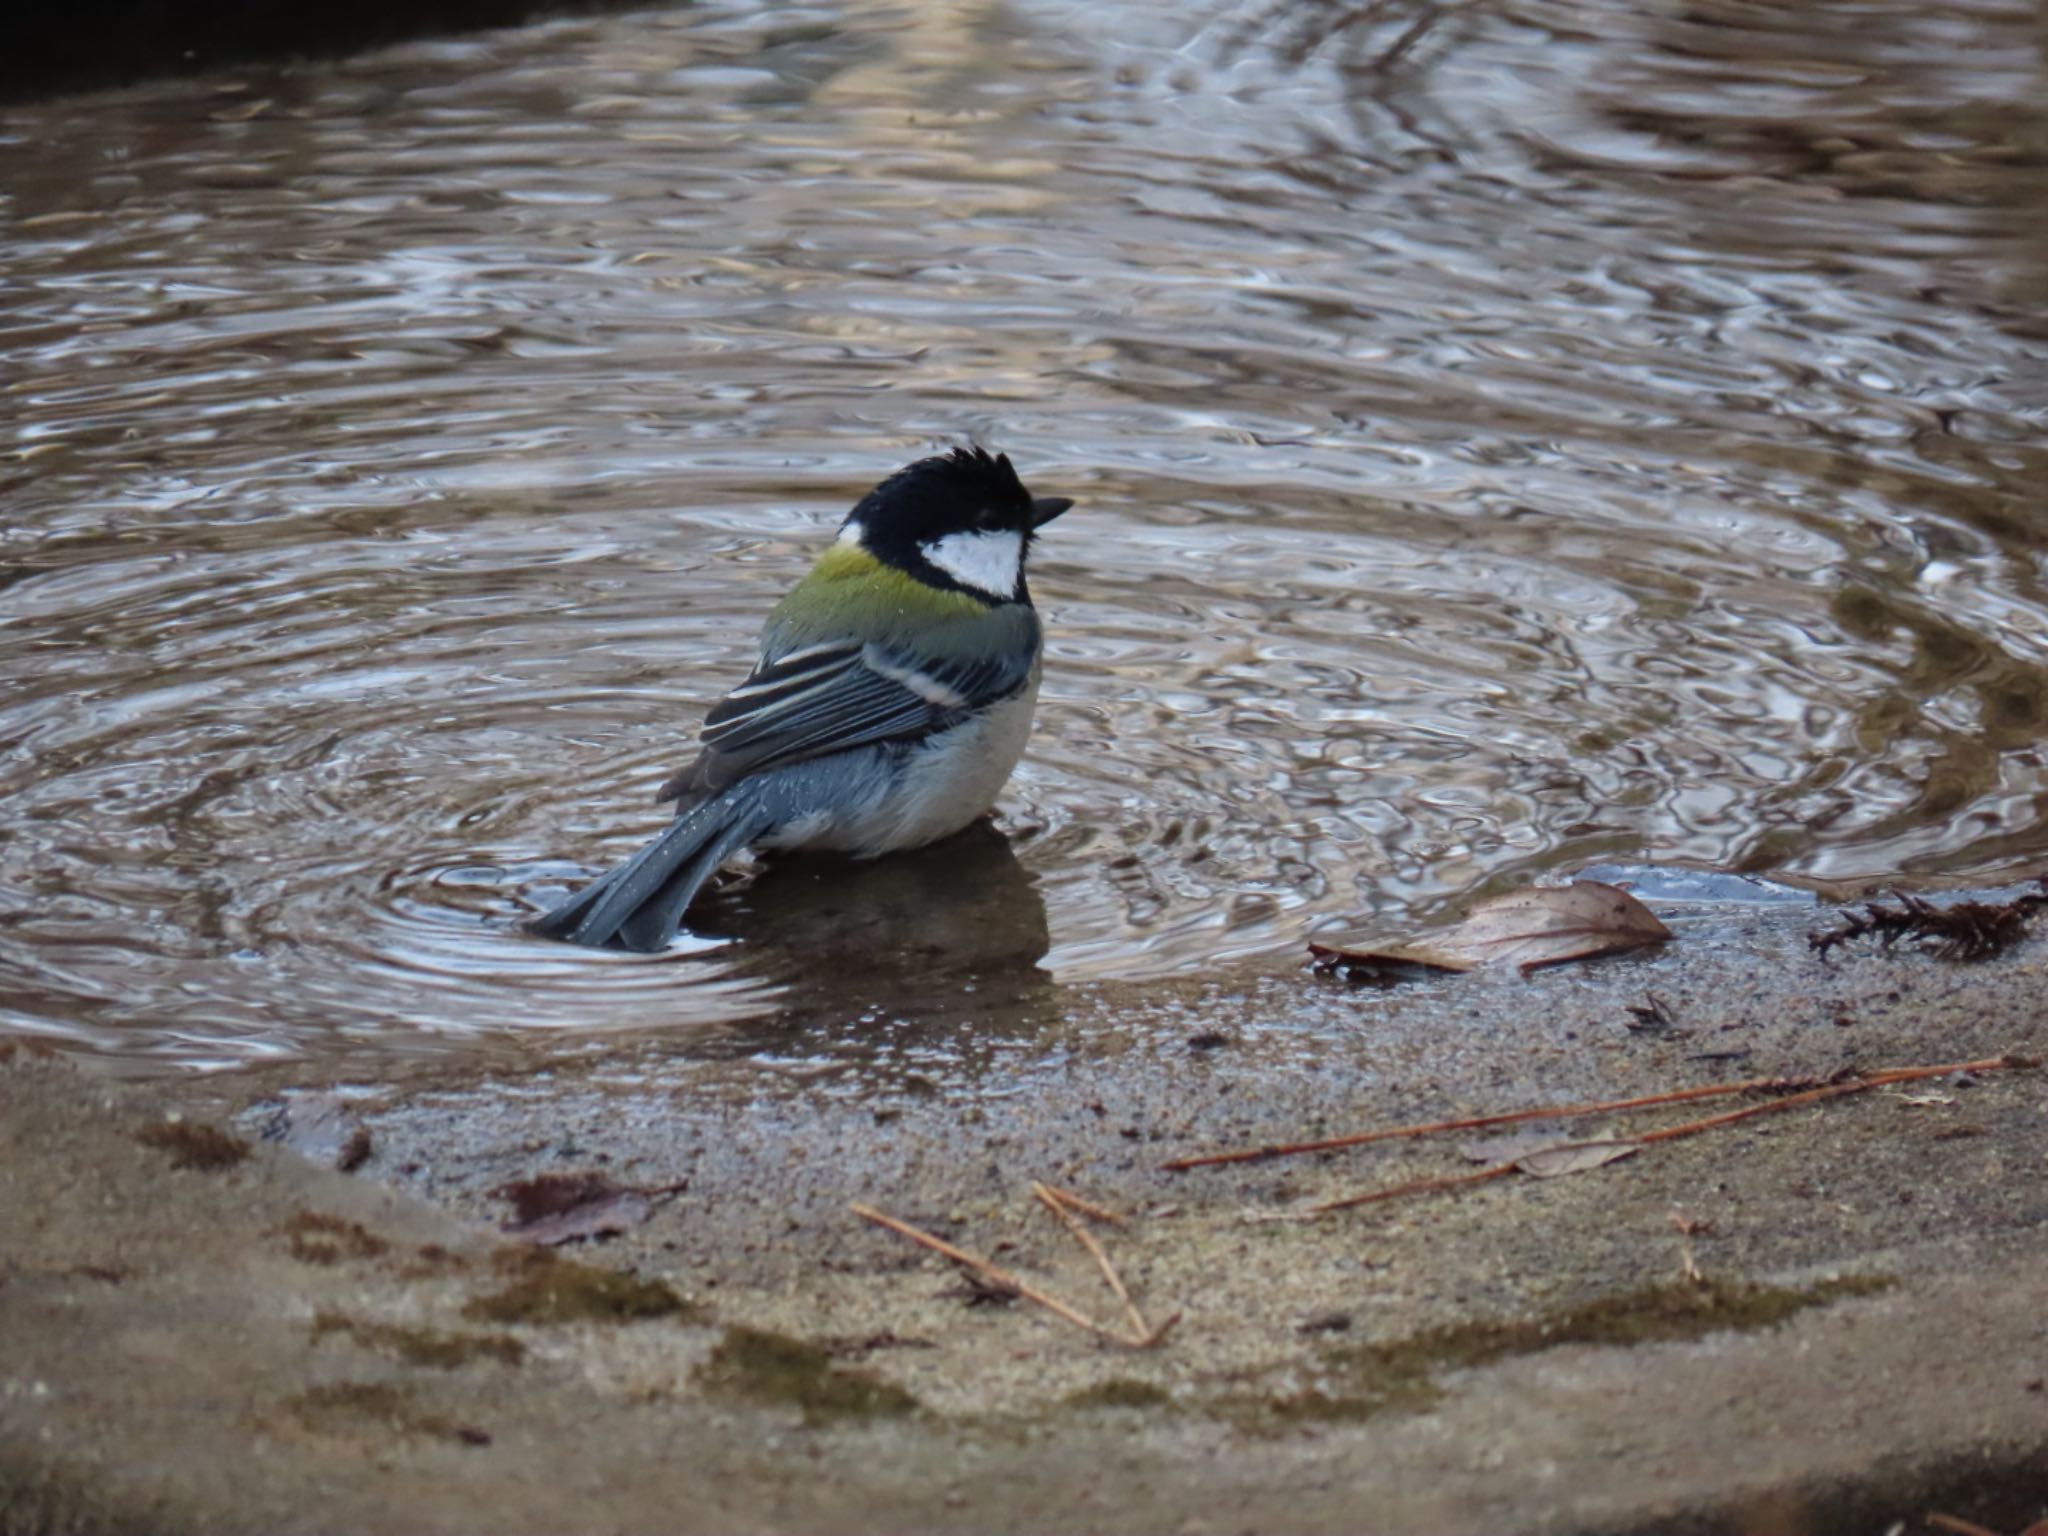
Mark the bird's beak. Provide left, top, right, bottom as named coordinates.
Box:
left=1031, top=496, right=1074, bottom=528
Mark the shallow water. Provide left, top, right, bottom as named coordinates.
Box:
left=2, top=0, right=2044, bottom=1070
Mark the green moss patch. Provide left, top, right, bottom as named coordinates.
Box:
left=1266, top=1384, right=1436, bottom=1423
left=696, top=1326, right=920, bottom=1424
left=462, top=1249, right=694, bottom=1325
left=281, top=1210, right=390, bottom=1264
left=1065, top=1379, right=1173, bottom=1411
left=1226, top=1275, right=1894, bottom=1430
left=286, top=1382, right=487, bottom=1445
left=134, top=1120, right=249, bottom=1171
left=1337, top=1274, right=1898, bottom=1388
left=312, top=1311, right=525, bottom=1369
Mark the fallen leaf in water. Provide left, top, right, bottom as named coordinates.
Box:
left=1310, top=880, right=1673, bottom=976
left=492, top=1172, right=682, bottom=1245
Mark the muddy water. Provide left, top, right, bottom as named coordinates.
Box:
left=2, top=0, right=2044, bottom=1070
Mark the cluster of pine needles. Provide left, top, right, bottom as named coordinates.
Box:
left=1809, top=879, right=2048, bottom=963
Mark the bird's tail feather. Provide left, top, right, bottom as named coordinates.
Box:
left=612, top=816, right=764, bottom=952
left=527, top=789, right=771, bottom=952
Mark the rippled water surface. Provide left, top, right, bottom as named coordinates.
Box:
left=3, top=0, right=2045, bottom=1069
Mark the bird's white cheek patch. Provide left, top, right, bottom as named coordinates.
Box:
left=921, top=529, right=1023, bottom=599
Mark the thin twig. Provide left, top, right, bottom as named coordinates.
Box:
left=1677, top=1239, right=1702, bottom=1285
left=1164, top=1074, right=1832, bottom=1171
left=1633, top=1077, right=1877, bottom=1144
left=852, top=1202, right=1165, bottom=1349
left=1167, top=1054, right=2035, bottom=1172
left=1301, top=1054, right=2033, bottom=1219
left=1033, top=1182, right=1156, bottom=1342
left=1035, top=1181, right=1128, bottom=1228
left=1634, top=1056, right=2027, bottom=1148
left=1308, top=1161, right=1516, bottom=1215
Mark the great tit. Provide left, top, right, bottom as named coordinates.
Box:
left=528, top=446, right=1073, bottom=952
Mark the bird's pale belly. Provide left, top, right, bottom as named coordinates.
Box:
left=759, top=671, right=1041, bottom=858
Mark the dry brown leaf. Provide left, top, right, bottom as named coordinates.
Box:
left=1310, top=880, right=1673, bottom=976
left=1458, top=1128, right=1609, bottom=1165
left=491, top=1171, right=680, bottom=1246
left=1511, top=1139, right=1641, bottom=1178
left=1458, top=1129, right=1638, bottom=1174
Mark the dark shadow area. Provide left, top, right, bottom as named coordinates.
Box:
left=673, top=818, right=1061, bottom=1082
left=0, top=0, right=665, bottom=102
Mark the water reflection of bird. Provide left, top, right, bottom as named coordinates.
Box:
left=529, top=448, right=1073, bottom=952
left=690, top=819, right=1057, bottom=1065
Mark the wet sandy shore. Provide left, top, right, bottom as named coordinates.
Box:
left=5, top=887, right=2046, bottom=1535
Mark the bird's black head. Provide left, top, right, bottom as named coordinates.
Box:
left=844, top=447, right=1072, bottom=604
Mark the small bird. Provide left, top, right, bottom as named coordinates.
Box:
left=529, top=447, right=1073, bottom=952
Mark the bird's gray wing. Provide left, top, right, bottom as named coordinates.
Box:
left=655, top=622, right=1039, bottom=803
